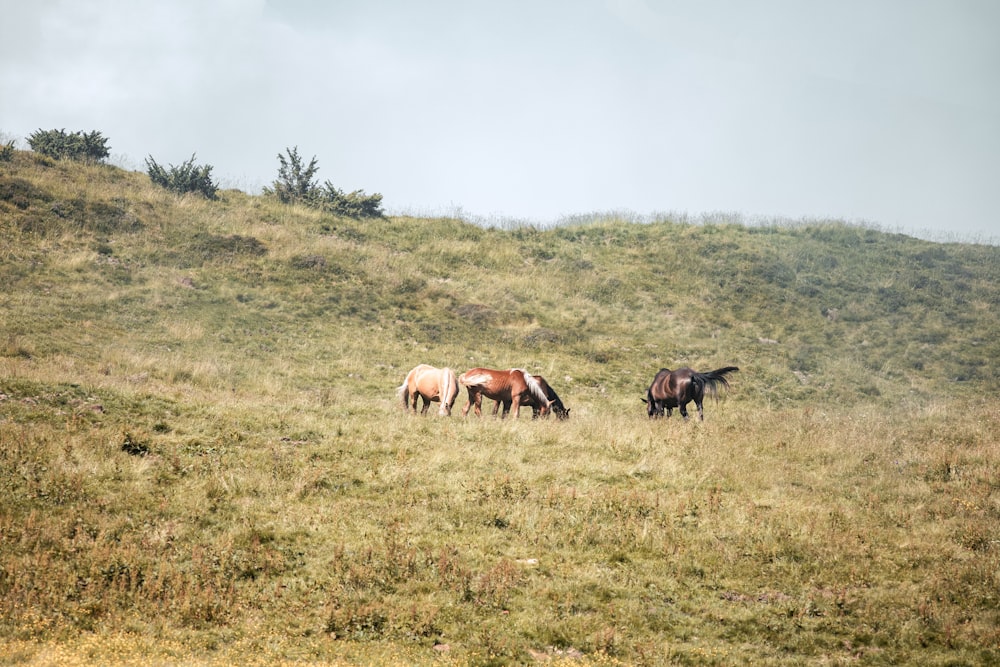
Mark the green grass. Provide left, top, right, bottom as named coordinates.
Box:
left=1, top=149, right=999, bottom=665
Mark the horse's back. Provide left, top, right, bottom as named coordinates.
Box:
left=417, top=365, right=456, bottom=393
left=413, top=363, right=436, bottom=380
left=407, top=363, right=436, bottom=383
left=667, top=368, right=695, bottom=392
left=649, top=367, right=679, bottom=397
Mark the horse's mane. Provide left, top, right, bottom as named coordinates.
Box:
left=516, top=369, right=549, bottom=406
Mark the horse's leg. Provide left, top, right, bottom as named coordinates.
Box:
left=421, top=396, right=431, bottom=415
left=678, top=400, right=689, bottom=420
left=510, top=394, right=521, bottom=418
left=472, top=390, right=483, bottom=417
left=491, top=400, right=502, bottom=418
left=461, top=388, right=475, bottom=417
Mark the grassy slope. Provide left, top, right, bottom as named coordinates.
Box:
left=1, top=151, right=998, bottom=665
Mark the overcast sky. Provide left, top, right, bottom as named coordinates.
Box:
left=3, top=1, right=998, bottom=242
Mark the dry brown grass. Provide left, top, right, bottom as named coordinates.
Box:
left=1, top=149, right=998, bottom=665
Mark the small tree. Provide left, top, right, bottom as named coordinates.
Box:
left=264, top=146, right=383, bottom=217
left=27, top=129, right=110, bottom=162
left=263, top=146, right=320, bottom=205
left=145, top=154, right=218, bottom=199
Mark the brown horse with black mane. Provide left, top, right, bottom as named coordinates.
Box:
left=458, top=368, right=550, bottom=418
left=642, top=366, right=738, bottom=421
left=397, top=364, right=459, bottom=416
left=490, top=375, right=570, bottom=420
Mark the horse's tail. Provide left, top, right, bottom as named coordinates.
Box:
left=397, top=368, right=415, bottom=409
left=696, top=366, right=740, bottom=399
left=438, top=367, right=457, bottom=415
left=458, top=371, right=490, bottom=387
left=517, top=369, right=550, bottom=408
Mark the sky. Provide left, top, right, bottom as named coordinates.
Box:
left=2, top=0, right=998, bottom=243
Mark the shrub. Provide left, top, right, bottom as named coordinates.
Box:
left=318, top=181, right=384, bottom=218
left=264, top=146, right=383, bottom=218
left=264, top=146, right=319, bottom=206
left=27, top=128, right=110, bottom=162
left=0, top=140, right=14, bottom=162
left=145, top=154, right=218, bottom=199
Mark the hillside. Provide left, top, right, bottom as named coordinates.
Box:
left=1, top=151, right=998, bottom=665
left=2, top=150, right=997, bottom=408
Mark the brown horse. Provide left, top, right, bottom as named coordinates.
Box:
left=490, top=375, right=570, bottom=420
left=458, top=368, right=550, bottom=418
left=397, top=364, right=459, bottom=416
left=642, top=366, right=738, bottom=421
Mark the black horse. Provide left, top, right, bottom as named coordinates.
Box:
left=642, top=366, right=738, bottom=420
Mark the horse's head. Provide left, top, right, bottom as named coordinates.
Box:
left=642, top=394, right=663, bottom=418
left=547, top=397, right=570, bottom=420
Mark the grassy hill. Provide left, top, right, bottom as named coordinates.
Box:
left=1, top=150, right=998, bottom=665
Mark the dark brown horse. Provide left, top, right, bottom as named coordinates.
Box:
left=491, top=375, right=570, bottom=420
left=397, top=364, right=459, bottom=416
left=642, top=366, right=738, bottom=420
left=458, top=368, right=549, bottom=418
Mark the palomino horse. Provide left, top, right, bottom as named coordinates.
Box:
left=490, top=375, right=570, bottom=420
left=642, top=366, right=738, bottom=421
left=397, top=364, right=459, bottom=416
left=458, top=368, right=550, bottom=418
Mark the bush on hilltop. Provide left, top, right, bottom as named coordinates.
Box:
left=27, top=128, right=110, bottom=162
left=145, top=153, right=218, bottom=199
left=264, top=146, right=382, bottom=218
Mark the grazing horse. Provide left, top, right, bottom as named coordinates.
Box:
left=397, top=364, right=459, bottom=416
left=491, top=375, right=570, bottom=420
left=458, top=368, right=550, bottom=418
left=642, top=366, right=739, bottom=421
